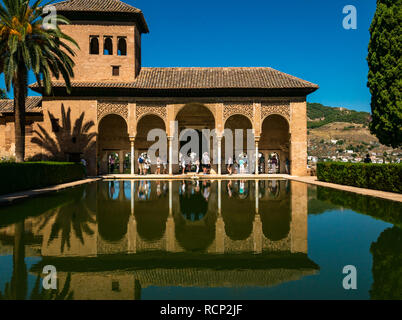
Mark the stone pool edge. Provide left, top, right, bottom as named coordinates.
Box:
left=288, top=176, right=402, bottom=203
left=0, top=177, right=102, bottom=206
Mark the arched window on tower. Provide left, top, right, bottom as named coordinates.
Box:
left=117, top=37, right=127, bottom=56
left=104, top=37, right=113, bottom=55
left=89, top=36, right=99, bottom=55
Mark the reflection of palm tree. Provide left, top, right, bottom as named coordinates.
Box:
left=31, top=104, right=96, bottom=161
left=0, top=221, right=27, bottom=300
left=30, top=273, right=73, bottom=300
left=37, top=190, right=96, bottom=253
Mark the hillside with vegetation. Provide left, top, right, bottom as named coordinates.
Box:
left=307, top=103, right=401, bottom=164
left=307, top=103, right=370, bottom=129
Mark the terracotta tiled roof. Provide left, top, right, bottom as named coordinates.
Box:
left=30, top=67, right=319, bottom=91
left=54, top=0, right=149, bottom=33
left=0, top=97, right=42, bottom=114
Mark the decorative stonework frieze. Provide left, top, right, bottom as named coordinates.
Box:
left=261, top=103, right=290, bottom=122
left=98, top=102, right=128, bottom=120
left=223, top=104, right=254, bottom=122
left=136, top=104, right=167, bottom=121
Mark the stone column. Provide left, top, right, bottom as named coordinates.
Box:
left=290, top=101, right=307, bottom=176
left=130, top=137, right=135, bottom=175
left=255, top=137, right=260, bottom=175
left=119, top=150, right=124, bottom=174
left=217, top=136, right=222, bottom=175
left=168, top=136, right=173, bottom=175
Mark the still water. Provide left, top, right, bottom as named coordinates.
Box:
left=0, top=180, right=401, bottom=300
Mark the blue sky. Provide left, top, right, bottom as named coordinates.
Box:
left=0, top=0, right=377, bottom=112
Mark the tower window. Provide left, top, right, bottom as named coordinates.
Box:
left=117, top=37, right=127, bottom=56
left=89, top=36, right=99, bottom=54
left=112, top=66, right=120, bottom=76
left=104, top=37, right=113, bottom=55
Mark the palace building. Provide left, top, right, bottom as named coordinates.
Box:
left=0, top=0, right=318, bottom=176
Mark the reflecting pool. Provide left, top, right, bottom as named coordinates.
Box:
left=0, top=180, right=401, bottom=300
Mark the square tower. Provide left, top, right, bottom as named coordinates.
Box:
left=54, top=0, right=149, bottom=82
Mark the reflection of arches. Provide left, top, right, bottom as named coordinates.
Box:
left=222, top=181, right=254, bottom=240
left=117, top=37, right=127, bottom=56
left=174, top=181, right=217, bottom=252
left=260, top=199, right=291, bottom=241
left=135, top=197, right=169, bottom=242
left=104, top=37, right=113, bottom=55
left=179, top=182, right=209, bottom=221
left=90, top=37, right=99, bottom=54
left=97, top=182, right=130, bottom=242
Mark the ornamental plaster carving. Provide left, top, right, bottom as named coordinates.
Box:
left=223, top=104, right=254, bottom=122
left=261, top=103, right=290, bottom=122
left=136, top=104, right=167, bottom=122
left=97, top=102, right=128, bottom=121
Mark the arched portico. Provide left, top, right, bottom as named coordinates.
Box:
left=259, top=114, right=290, bottom=174
left=223, top=114, right=254, bottom=174
left=174, top=103, right=216, bottom=174
left=98, top=114, right=130, bottom=174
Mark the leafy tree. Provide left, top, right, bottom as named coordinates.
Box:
left=0, top=88, right=7, bottom=99
left=0, top=0, right=78, bottom=162
left=367, top=0, right=402, bottom=148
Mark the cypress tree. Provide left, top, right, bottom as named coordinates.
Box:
left=367, top=0, right=402, bottom=148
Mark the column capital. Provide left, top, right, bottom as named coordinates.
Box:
left=129, top=137, right=136, bottom=143
left=167, top=136, right=174, bottom=141
left=255, top=136, right=261, bottom=143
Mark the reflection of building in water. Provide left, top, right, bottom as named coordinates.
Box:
left=0, top=180, right=314, bottom=300
left=28, top=180, right=308, bottom=256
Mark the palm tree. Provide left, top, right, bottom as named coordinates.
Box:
left=0, top=0, right=78, bottom=162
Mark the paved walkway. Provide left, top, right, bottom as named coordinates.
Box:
left=288, top=176, right=402, bottom=203
left=0, top=178, right=101, bottom=206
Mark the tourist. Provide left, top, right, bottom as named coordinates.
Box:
left=271, top=155, right=278, bottom=173
left=156, top=156, right=162, bottom=175
left=144, top=154, right=151, bottom=175
left=109, top=156, right=115, bottom=174
left=259, top=153, right=265, bottom=174
left=195, top=158, right=200, bottom=174
left=364, top=154, right=372, bottom=163
left=285, top=158, right=290, bottom=174
left=202, top=152, right=211, bottom=174
left=162, top=155, right=168, bottom=174
left=227, top=156, right=233, bottom=175
left=239, top=154, right=245, bottom=174
left=81, top=158, right=87, bottom=176
left=138, top=154, right=145, bottom=175
left=181, top=153, right=187, bottom=174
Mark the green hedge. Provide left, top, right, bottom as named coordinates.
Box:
left=0, top=162, right=85, bottom=195
left=317, top=162, right=402, bottom=193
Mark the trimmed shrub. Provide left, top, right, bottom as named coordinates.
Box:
left=0, top=162, right=85, bottom=195
left=317, top=162, right=402, bottom=193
